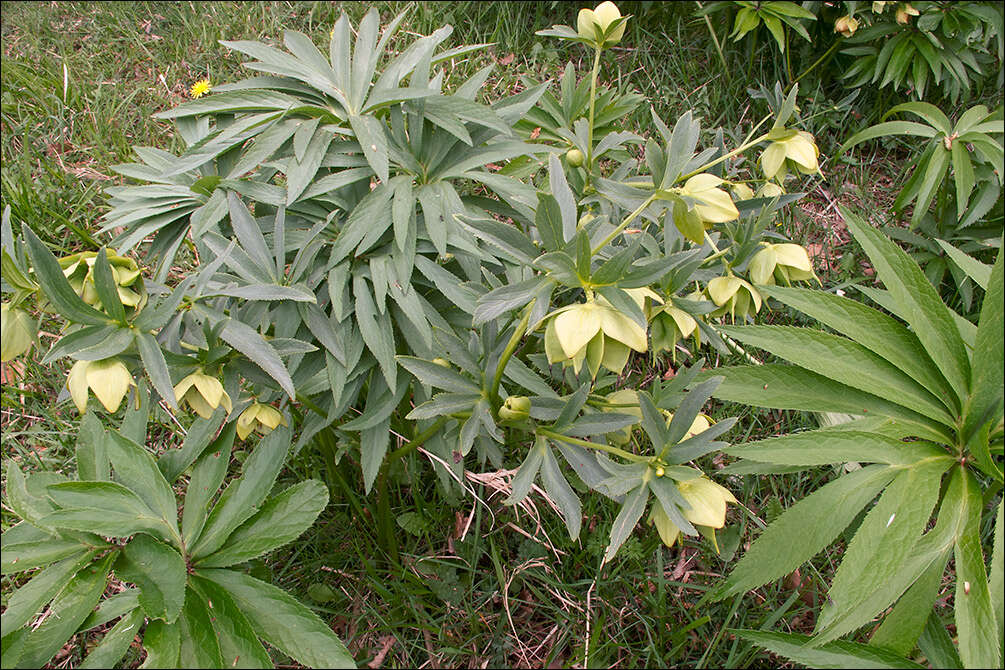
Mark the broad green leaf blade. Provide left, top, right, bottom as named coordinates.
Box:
left=188, top=575, right=273, bottom=668
left=15, top=553, right=114, bottom=668
left=106, top=431, right=179, bottom=535
left=158, top=409, right=227, bottom=484
left=396, top=356, right=481, bottom=393
left=178, top=585, right=225, bottom=668
left=218, top=316, right=296, bottom=399
left=182, top=420, right=237, bottom=548
left=725, top=429, right=949, bottom=467
left=842, top=209, right=970, bottom=406
left=77, top=588, right=139, bottom=632
left=197, top=480, right=328, bottom=568
left=962, top=246, right=1003, bottom=477
left=349, top=113, right=389, bottom=183
left=0, top=550, right=94, bottom=638
left=22, top=225, right=112, bottom=326
left=41, top=481, right=173, bottom=541
left=197, top=568, right=355, bottom=669
left=75, top=412, right=109, bottom=482
left=354, top=275, right=397, bottom=388
left=719, top=325, right=955, bottom=426
left=735, top=630, right=925, bottom=669
left=506, top=438, right=547, bottom=505
left=838, top=121, right=938, bottom=155
left=541, top=442, right=582, bottom=540
left=139, top=619, right=180, bottom=669
left=936, top=239, right=991, bottom=289
left=190, top=426, right=291, bottom=559
left=78, top=608, right=143, bottom=669
left=870, top=554, right=947, bottom=656
left=954, top=470, right=1001, bottom=669
left=136, top=332, right=178, bottom=410
left=604, top=484, right=649, bottom=564
left=918, top=614, right=962, bottom=670
left=706, top=365, right=950, bottom=443
left=991, top=500, right=1004, bottom=655
left=718, top=465, right=897, bottom=599
left=760, top=286, right=957, bottom=408
left=815, top=459, right=949, bottom=644
left=0, top=521, right=88, bottom=574
left=115, top=535, right=186, bottom=623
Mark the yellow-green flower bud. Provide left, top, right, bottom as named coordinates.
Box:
left=1, top=303, right=35, bottom=362
left=174, top=371, right=233, bottom=419
left=566, top=148, right=585, bottom=167
left=67, top=358, right=134, bottom=414
left=498, top=395, right=531, bottom=422
left=896, top=3, right=919, bottom=23
left=236, top=402, right=287, bottom=440
left=577, top=1, right=627, bottom=46
left=834, top=15, right=859, bottom=37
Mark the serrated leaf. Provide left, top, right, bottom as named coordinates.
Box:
left=815, top=460, right=949, bottom=644
left=718, top=465, right=898, bottom=599
left=14, top=553, right=114, bottom=668
left=725, top=429, right=949, bottom=467
left=0, top=550, right=95, bottom=638
left=0, top=522, right=89, bottom=575
left=188, top=575, right=273, bottom=668
left=178, top=585, right=225, bottom=668
left=78, top=608, right=143, bottom=669
left=397, top=356, right=481, bottom=393
left=540, top=443, right=582, bottom=540
left=181, top=420, right=236, bottom=548
left=105, top=431, right=179, bottom=535
left=197, top=568, right=355, bottom=669
left=190, top=426, right=291, bottom=559
left=198, top=480, right=328, bottom=568
left=115, top=535, right=186, bottom=623
left=604, top=484, right=648, bottom=564
left=735, top=630, right=925, bottom=669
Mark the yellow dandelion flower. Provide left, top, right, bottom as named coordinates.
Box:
left=189, top=79, right=212, bottom=99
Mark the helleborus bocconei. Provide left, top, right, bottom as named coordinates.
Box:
left=834, top=15, right=859, bottom=37
left=680, top=173, right=741, bottom=224
left=1, top=302, right=35, bottom=361
left=174, top=371, right=233, bottom=419
left=759, top=130, right=820, bottom=181
left=748, top=243, right=819, bottom=286
left=58, top=250, right=147, bottom=312
left=707, top=276, right=763, bottom=322
left=650, top=303, right=700, bottom=361
left=577, top=1, right=627, bottom=47
left=236, top=402, right=287, bottom=440
left=649, top=476, right=738, bottom=548
left=544, top=301, right=647, bottom=377
left=67, top=357, right=135, bottom=414
left=566, top=148, right=585, bottom=166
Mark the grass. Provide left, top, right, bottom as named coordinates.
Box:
left=2, top=1, right=1001, bottom=669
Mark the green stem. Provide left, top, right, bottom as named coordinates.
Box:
left=489, top=301, right=535, bottom=405
left=591, top=193, right=658, bottom=254
left=385, top=417, right=448, bottom=465
left=586, top=46, right=603, bottom=175
left=375, top=467, right=399, bottom=564
left=538, top=428, right=650, bottom=463
left=680, top=132, right=772, bottom=182
left=697, top=2, right=729, bottom=77
left=784, top=30, right=793, bottom=84
left=787, top=40, right=841, bottom=92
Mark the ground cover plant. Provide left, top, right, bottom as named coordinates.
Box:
left=2, top=1, right=1002, bottom=668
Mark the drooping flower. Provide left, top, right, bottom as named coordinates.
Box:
left=760, top=130, right=820, bottom=180
left=236, top=402, right=287, bottom=440
left=680, top=174, right=740, bottom=224
left=834, top=15, right=859, bottom=37
left=174, top=370, right=233, bottom=419
left=544, top=301, right=647, bottom=377
left=749, top=243, right=819, bottom=286
left=649, top=475, right=738, bottom=548
left=1, top=303, right=35, bottom=362
left=67, top=358, right=134, bottom=414
left=706, top=275, right=762, bottom=322
left=59, top=251, right=147, bottom=313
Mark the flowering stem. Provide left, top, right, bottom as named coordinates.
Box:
left=787, top=40, right=841, bottom=93
left=538, top=428, right=650, bottom=463
left=386, top=417, right=448, bottom=465
left=591, top=192, right=657, bottom=254
left=490, top=301, right=535, bottom=405
left=586, top=46, right=603, bottom=175
left=680, top=131, right=771, bottom=182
